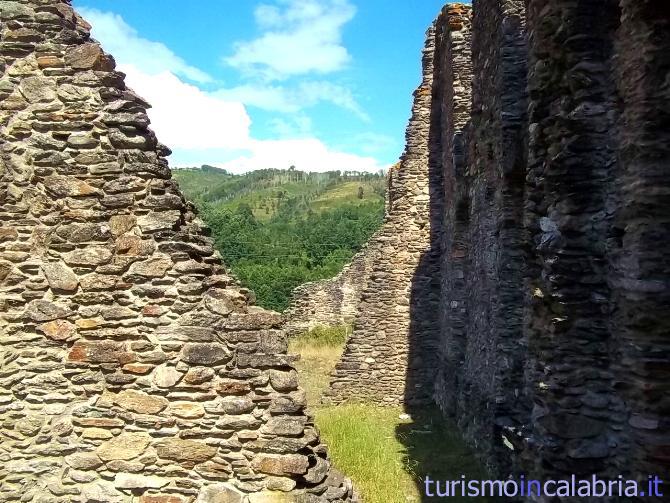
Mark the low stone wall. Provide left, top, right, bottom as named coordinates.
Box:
left=282, top=243, right=377, bottom=337
left=0, top=2, right=355, bottom=501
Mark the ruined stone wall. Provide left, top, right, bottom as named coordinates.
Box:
left=322, top=7, right=473, bottom=406
left=434, top=0, right=670, bottom=485
left=312, top=0, right=669, bottom=484
left=435, top=0, right=528, bottom=474
left=523, top=0, right=670, bottom=483
left=611, top=0, right=670, bottom=481
left=282, top=243, right=377, bottom=338
left=523, top=0, right=623, bottom=480
left=0, top=2, right=355, bottom=502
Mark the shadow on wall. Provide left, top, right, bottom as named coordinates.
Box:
left=399, top=7, right=465, bottom=500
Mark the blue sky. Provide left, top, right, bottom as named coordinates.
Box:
left=73, top=0, right=469, bottom=173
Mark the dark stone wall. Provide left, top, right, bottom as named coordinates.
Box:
left=438, top=0, right=670, bottom=485
left=436, top=0, right=529, bottom=474
left=612, top=0, right=670, bottom=480
left=524, top=0, right=624, bottom=479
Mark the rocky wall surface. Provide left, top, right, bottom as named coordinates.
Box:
left=434, top=0, right=670, bottom=486
left=0, top=1, right=355, bottom=502
left=524, top=0, right=624, bottom=480
left=435, top=0, right=528, bottom=474
left=314, top=0, right=670, bottom=487
left=321, top=7, right=475, bottom=406
left=611, top=0, right=670, bottom=481
left=282, top=243, right=377, bottom=338
left=524, top=0, right=670, bottom=484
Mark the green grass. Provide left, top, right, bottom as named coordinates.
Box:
left=311, top=181, right=383, bottom=212
left=289, top=328, right=491, bottom=503
left=289, top=326, right=349, bottom=405
left=291, top=325, right=351, bottom=349
left=316, top=405, right=491, bottom=503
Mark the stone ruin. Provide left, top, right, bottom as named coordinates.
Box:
left=321, top=5, right=472, bottom=407
left=0, top=1, right=356, bottom=501
left=290, top=0, right=670, bottom=486
left=282, top=245, right=374, bottom=338
left=2, top=0, right=669, bottom=499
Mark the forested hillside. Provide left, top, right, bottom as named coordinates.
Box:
left=173, top=166, right=386, bottom=311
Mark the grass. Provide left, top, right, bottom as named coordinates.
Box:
left=316, top=405, right=491, bottom=503
left=289, top=327, right=491, bottom=503
left=291, top=325, right=350, bottom=349
left=289, top=326, right=348, bottom=405
left=311, top=181, right=384, bottom=212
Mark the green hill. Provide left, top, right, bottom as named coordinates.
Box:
left=172, top=166, right=386, bottom=311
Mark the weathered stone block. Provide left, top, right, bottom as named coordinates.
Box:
left=20, top=76, right=56, bottom=103
left=251, top=454, right=309, bottom=476
left=42, top=261, right=79, bottom=292
left=112, top=390, right=169, bottom=414
left=114, top=473, right=169, bottom=490
left=155, top=438, right=217, bottom=467
left=181, top=343, right=230, bottom=365
left=127, top=255, right=173, bottom=278
left=97, top=432, right=151, bottom=461
left=170, top=401, right=205, bottom=419
left=196, top=483, right=243, bottom=503
left=68, top=341, right=136, bottom=364
left=24, top=299, right=70, bottom=322
left=63, top=246, right=113, bottom=266
left=65, top=43, right=115, bottom=71
left=44, top=176, right=99, bottom=198
left=64, top=452, right=103, bottom=471
left=269, top=370, right=299, bottom=392
left=152, top=365, right=183, bottom=388
left=38, top=319, right=75, bottom=341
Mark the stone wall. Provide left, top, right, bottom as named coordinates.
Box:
left=522, top=0, right=669, bottom=483
left=322, top=6, right=474, bottom=406
left=435, top=0, right=528, bottom=474
left=282, top=243, right=377, bottom=338
left=0, top=2, right=355, bottom=502
left=435, top=0, right=670, bottom=485
left=303, top=0, right=670, bottom=485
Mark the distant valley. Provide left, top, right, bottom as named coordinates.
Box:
left=173, top=166, right=386, bottom=311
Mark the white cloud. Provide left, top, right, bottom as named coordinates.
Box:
left=226, top=0, right=356, bottom=80
left=119, top=65, right=251, bottom=150
left=77, top=6, right=385, bottom=174
left=172, top=138, right=388, bottom=174
left=79, top=7, right=212, bottom=83
left=214, top=81, right=369, bottom=121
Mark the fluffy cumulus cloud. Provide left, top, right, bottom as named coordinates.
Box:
left=226, top=0, right=356, bottom=80
left=79, top=5, right=387, bottom=173
left=78, top=8, right=212, bottom=83
left=214, top=81, right=369, bottom=121
left=118, top=65, right=251, bottom=150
